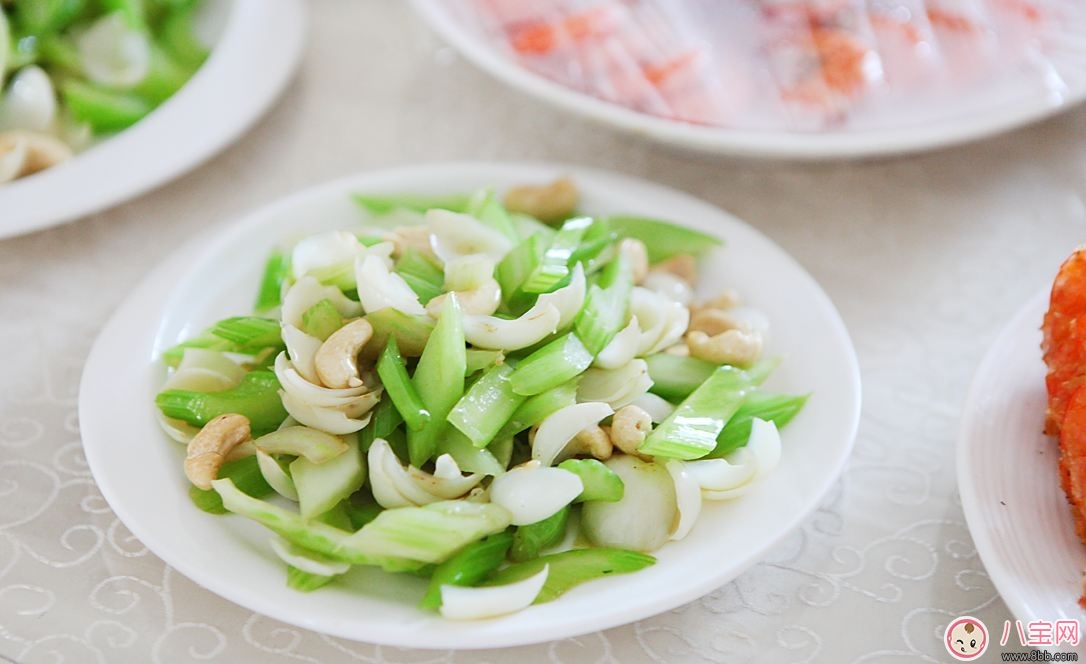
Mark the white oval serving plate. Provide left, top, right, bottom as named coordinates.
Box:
left=79, top=162, right=861, bottom=649
left=0, top=0, right=306, bottom=239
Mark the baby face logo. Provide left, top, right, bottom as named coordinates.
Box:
left=945, top=616, right=989, bottom=660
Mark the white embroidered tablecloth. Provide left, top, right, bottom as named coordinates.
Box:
left=3, top=2, right=1086, bottom=662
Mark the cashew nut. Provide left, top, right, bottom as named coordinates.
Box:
left=567, top=425, right=613, bottom=461
left=652, top=254, right=697, bottom=286
left=618, top=238, right=649, bottom=284
left=609, top=405, right=653, bottom=456
left=426, top=279, right=501, bottom=317
left=688, top=308, right=748, bottom=337
left=389, top=224, right=437, bottom=261
left=694, top=290, right=741, bottom=313
left=664, top=343, right=690, bottom=357
left=686, top=329, right=763, bottom=368
left=503, top=176, right=579, bottom=224
left=314, top=318, right=374, bottom=389
left=0, top=130, right=72, bottom=183
left=184, top=414, right=252, bottom=490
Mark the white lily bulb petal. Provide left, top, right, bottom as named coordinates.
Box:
left=433, top=454, right=465, bottom=480
left=444, top=254, right=496, bottom=291
left=279, top=390, right=370, bottom=435
left=666, top=460, right=701, bottom=541
left=593, top=315, right=639, bottom=369
left=489, top=463, right=583, bottom=525
left=642, top=271, right=694, bottom=306
left=281, top=275, right=362, bottom=328
left=630, top=288, right=689, bottom=356
left=368, top=438, right=430, bottom=508
left=269, top=537, right=350, bottom=577
left=536, top=263, right=586, bottom=330
left=0, top=66, right=56, bottom=131
left=651, top=301, right=690, bottom=355
left=532, top=401, right=614, bottom=467
left=76, top=13, right=151, bottom=88
left=406, top=463, right=483, bottom=500
left=173, top=348, right=246, bottom=383
left=747, top=417, right=782, bottom=476
left=440, top=565, right=549, bottom=620
left=427, top=279, right=501, bottom=317
left=274, top=352, right=369, bottom=408
left=291, top=231, right=365, bottom=281
left=463, top=301, right=560, bottom=351
left=683, top=454, right=757, bottom=492
left=355, top=252, right=426, bottom=316
left=280, top=328, right=321, bottom=385
left=629, top=392, right=675, bottom=423
left=256, top=450, right=298, bottom=501
left=427, top=209, right=513, bottom=264
left=577, top=359, right=652, bottom=409
left=338, top=390, right=382, bottom=419
left=580, top=455, right=676, bottom=552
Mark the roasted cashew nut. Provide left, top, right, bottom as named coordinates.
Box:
left=389, top=224, right=437, bottom=261
left=314, top=318, right=374, bottom=389
left=184, top=414, right=252, bottom=490
left=693, top=290, right=741, bottom=314
left=0, top=130, right=73, bottom=183
left=688, top=308, right=747, bottom=337
left=618, top=238, right=649, bottom=285
left=652, top=254, right=697, bottom=286
left=610, top=405, right=653, bottom=456
left=568, top=425, right=613, bottom=461
left=503, top=176, right=579, bottom=224
left=686, top=329, right=763, bottom=368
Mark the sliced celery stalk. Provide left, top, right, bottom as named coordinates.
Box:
left=364, top=308, right=434, bottom=358
left=706, top=392, right=808, bottom=458
left=344, top=492, right=384, bottom=529
left=407, top=297, right=465, bottom=467
left=290, top=440, right=366, bottom=519
left=644, top=354, right=717, bottom=402
left=467, top=188, right=519, bottom=243
left=254, top=249, right=289, bottom=313
left=158, top=1, right=209, bottom=69
left=483, top=548, right=655, bottom=603
left=188, top=455, right=273, bottom=515
left=300, top=299, right=344, bottom=341
left=420, top=531, right=513, bottom=610
left=353, top=192, right=471, bottom=215
left=510, top=505, right=569, bottom=562
left=13, top=0, right=86, bottom=36
left=567, top=218, right=616, bottom=274
left=557, top=459, right=623, bottom=502
left=520, top=217, right=592, bottom=294
left=253, top=426, right=346, bottom=463
left=358, top=398, right=403, bottom=451
left=509, top=333, right=592, bottom=396
left=210, top=317, right=283, bottom=353
left=573, top=252, right=632, bottom=355
left=61, top=79, right=153, bottom=132
left=395, top=248, right=444, bottom=304
left=604, top=216, right=723, bottom=263
left=637, top=365, right=753, bottom=460
left=376, top=337, right=430, bottom=432
left=161, top=331, right=232, bottom=367
left=155, top=370, right=287, bottom=435
left=495, top=233, right=545, bottom=310
left=131, top=43, right=190, bottom=104
left=465, top=349, right=504, bottom=375
left=448, top=363, right=525, bottom=448
left=435, top=429, right=505, bottom=476
left=286, top=566, right=335, bottom=592
left=500, top=378, right=580, bottom=437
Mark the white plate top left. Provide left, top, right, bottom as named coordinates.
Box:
left=0, top=0, right=306, bottom=240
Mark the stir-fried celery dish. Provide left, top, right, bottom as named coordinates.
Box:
left=0, top=0, right=208, bottom=183
left=154, top=177, right=808, bottom=620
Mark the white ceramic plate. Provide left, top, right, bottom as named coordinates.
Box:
left=79, top=163, right=861, bottom=649
left=0, top=0, right=306, bottom=239
left=412, top=0, right=1086, bottom=160
left=959, top=289, right=1086, bottom=648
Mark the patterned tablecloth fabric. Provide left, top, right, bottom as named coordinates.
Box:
left=3, top=1, right=1086, bottom=662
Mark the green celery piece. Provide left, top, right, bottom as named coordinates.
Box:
left=484, top=548, right=655, bottom=603
left=435, top=429, right=504, bottom=476
left=158, top=1, right=209, bottom=69
left=210, top=317, right=283, bottom=353
left=365, top=308, right=434, bottom=358
left=395, top=248, right=444, bottom=304
left=253, top=426, right=346, bottom=463
left=338, top=501, right=511, bottom=566
left=495, top=232, right=545, bottom=310
left=345, top=492, right=383, bottom=530
left=0, top=11, right=8, bottom=87
left=353, top=192, right=470, bottom=215
left=300, top=299, right=344, bottom=342
left=13, top=0, right=85, bottom=35
left=161, top=330, right=232, bottom=367
left=500, top=378, right=580, bottom=437
left=520, top=217, right=592, bottom=294
left=131, top=43, right=191, bottom=104
left=448, top=363, right=525, bottom=448
left=406, top=296, right=465, bottom=467
left=155, top=370, right=288, bottom=435
left=573, top=251, right=633, bottom=355
left=358, top=398, right=403, bottom=451
left=604, top=216, right=723, bottom=264
left=420, top=531, right=513, bottom=610
left=61, top=79, right=153, bottom=132
left=316, top=500, right=354, bottom=530
left=36, top=35, right=82, bottom=74
left=188, top=454, right=273, bottom=515
left=510, top=505, right=569, bottom=562
left=490, top=435, right=513, bottom=468
left=467, top=188, right=519, bottom=243
left=376, top=337, right=430, bottom=432
left=286, top=566, right=334, bottom=592
left=101, top=0, right=147, bottom=27
left=509, top=333, right=593, bottom=396
left=706, top=392, right=808, bottom=458
left=465, top=349, right=503, bottom=375
left=567, top=218, right=616, bottom=273
left=290, top=441, right=366, bottom=520
left=558, top=459, right=623, bottom=502
left=254, top=249, right=289, bottom=312
left=745, top=356, right=781, bottom=385
left=638, top=365, right=753, bottom=460
left=644, top=354, right=717, bottom=402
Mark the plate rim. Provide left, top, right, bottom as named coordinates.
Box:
left=411, top=0, right=1086, bottom=160
left=78, top=161, right=862, bottom=649
left=0, top=0, right=307, bottom=240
